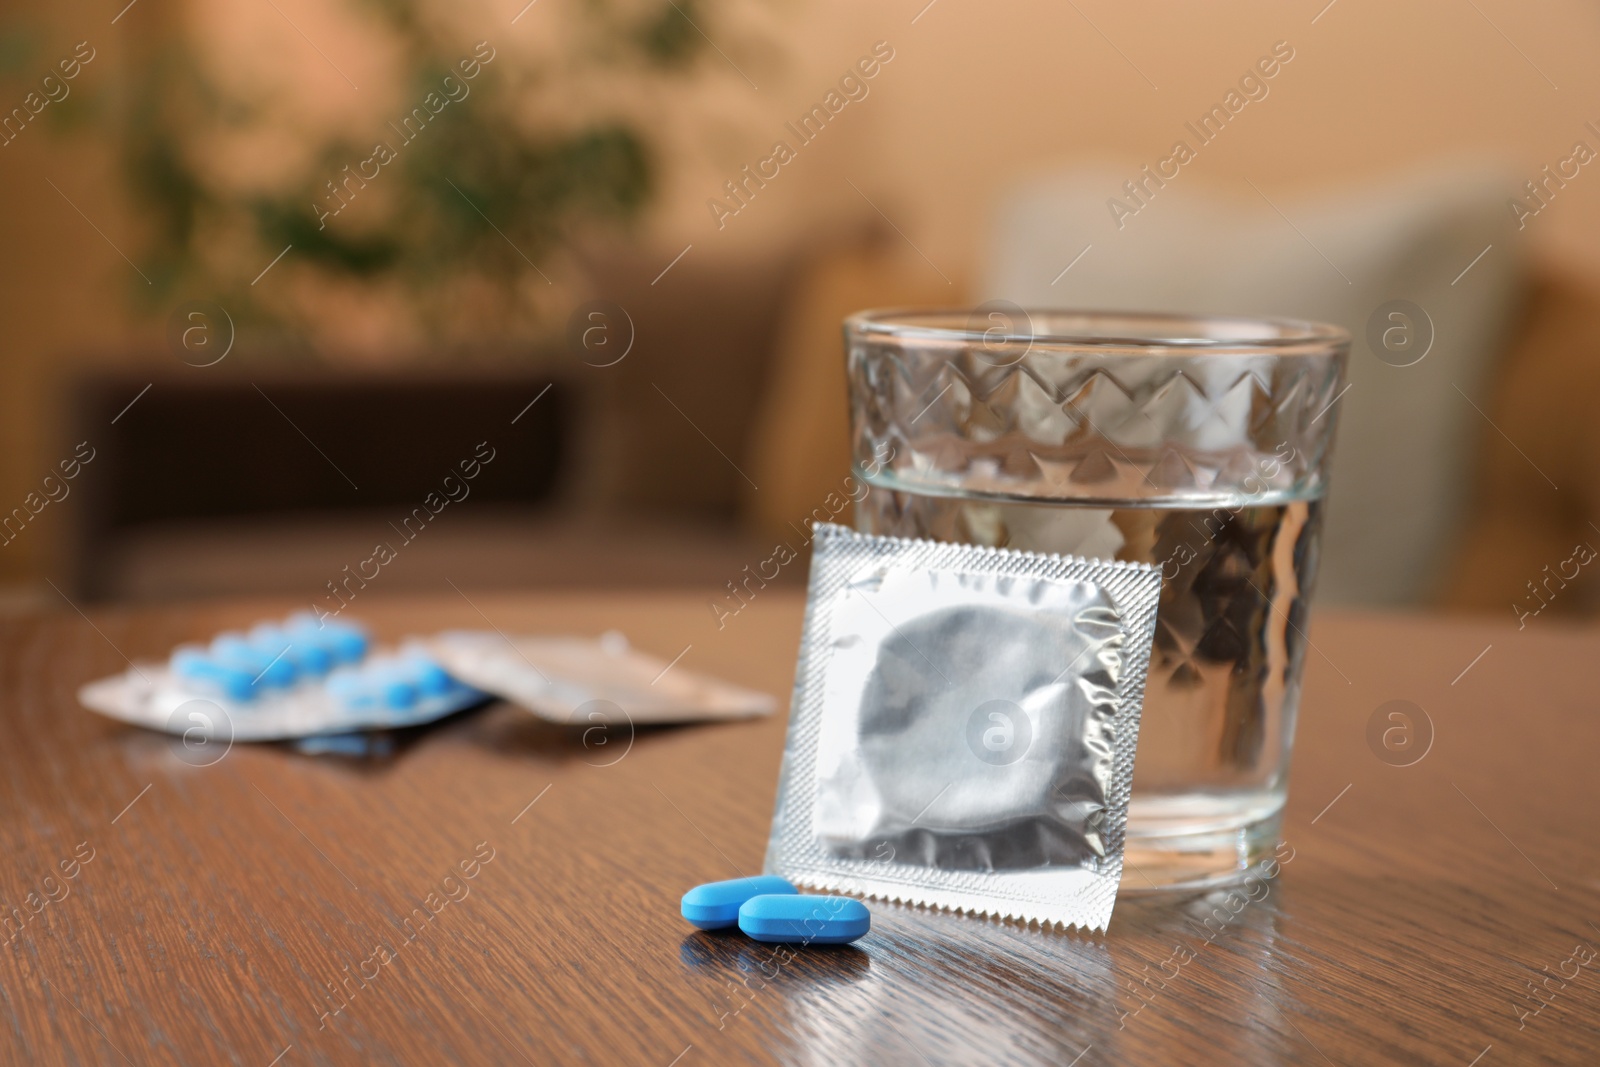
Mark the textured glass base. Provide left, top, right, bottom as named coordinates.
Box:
left=1119, top=804, right=1284, bottom=894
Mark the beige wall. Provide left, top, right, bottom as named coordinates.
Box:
left=652, top=0, right=1600, bottom=279
left=3, top=0, right=1598, bottom=587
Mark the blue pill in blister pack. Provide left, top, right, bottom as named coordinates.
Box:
left=168, top=614, right=373, bottom=703
left=411, top=659, right=454, bottom=697
left=680, top=876, right=798, bottom=931
left=211, top=632, right=294, bottom=688
left=738, top=894, right=871, bottom=945
left=253, top=622, right=332, bottom=677
left=170, top=645, right=255, bottom=701
left=286, top=613, right=369, bottom=665
left=324, top=652, right=475, bottom=716
left=94, top=613, right=491, bottom=742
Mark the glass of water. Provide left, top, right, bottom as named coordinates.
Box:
left=845, top=307, right=1349, bottom=891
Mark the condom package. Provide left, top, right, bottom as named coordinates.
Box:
left=764, top=524, right=1162, bottom=932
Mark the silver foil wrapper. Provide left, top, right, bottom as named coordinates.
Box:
left=764, top=524, right=1161, bottom=931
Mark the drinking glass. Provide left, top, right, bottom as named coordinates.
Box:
left=845, top=307, right=1349, bottom=890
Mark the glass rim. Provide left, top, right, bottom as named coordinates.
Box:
left=845, top=307, right=1351, bottom=351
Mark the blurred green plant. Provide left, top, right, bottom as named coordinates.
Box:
left=112, top=0, right=715, bottom=340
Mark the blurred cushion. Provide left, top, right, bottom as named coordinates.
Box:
left=981, top=161, right=1527, bottom=606
left=1438, top=269, right=1600, bottom=619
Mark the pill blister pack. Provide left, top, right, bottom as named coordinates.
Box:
left=78, top=613, right=489, bottom=741
left=425, top=630, right=775, bottom=724
left=79, top=615, right=776, bottom=743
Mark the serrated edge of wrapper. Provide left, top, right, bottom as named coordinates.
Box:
left=781, top=869, right=1115, bottom=933
left=762, top=522, right=1163, bottom=936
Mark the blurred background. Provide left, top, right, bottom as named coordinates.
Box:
left=1, top=0, right=1598, bottom=620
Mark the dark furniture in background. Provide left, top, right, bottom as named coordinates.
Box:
left=64, top=357, right=787, bottom=604
left=40, top=233, right=847, bottom=604
left=81, top=372, right=568, bottom=536
left=69, top=370, right=568, bottom=601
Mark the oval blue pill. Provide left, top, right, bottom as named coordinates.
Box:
left=403, top=656, right=454, bottom=697
left=738, top=895, right=870, bottom=945
left=245, top=634, right=297, bottom=688
left=213, top=668, right=258, bottom=702
left=172, top=652, right=257, bottom=702
left=252, top=624, right=328, bottom=681
left=681, top=876, right=797, bottom=930
left=210, top=633, right=295, bottom=689
left=290, top=643, right=335, bottom=677
left=379, top=678, right=418, bottom=709
left=285, top=615, right=369, bottom=664
left=323, top=624, right=369, bottom=664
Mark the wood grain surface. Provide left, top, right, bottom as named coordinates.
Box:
left=2, top=591, right=1596, bottom=1066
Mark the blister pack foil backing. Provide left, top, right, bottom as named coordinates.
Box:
left=764, top=524, right=1161, bottom=932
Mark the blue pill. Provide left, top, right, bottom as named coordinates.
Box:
left=288, top=642, right=335, bottom=676
left=172, top=648, right=257, bottom=702
left=322, top=623, right=369, bottom=664
left=254, top=623, right=332, bottom=678
left=172, top=655, right=256, bottom=703
left=242, top=631, right=298, bottom=688
left=209, top=632, right=294, bottom=689
left=285, top=614, right=369, bottom=664
left=378, top=676, right=419, bottom=709
left=407, top=658, right=454, bottom=697
left=681, top=876, right=797, bottom=930
left=738, top=895, right=870, bottom=945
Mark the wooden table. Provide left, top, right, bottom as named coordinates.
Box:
left=3, top=591, right=1595, bottom=1065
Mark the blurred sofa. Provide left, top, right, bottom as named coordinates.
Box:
left=64, top=174, right=1600, bottom=618
left=66, top=245, right=811, bottom=603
